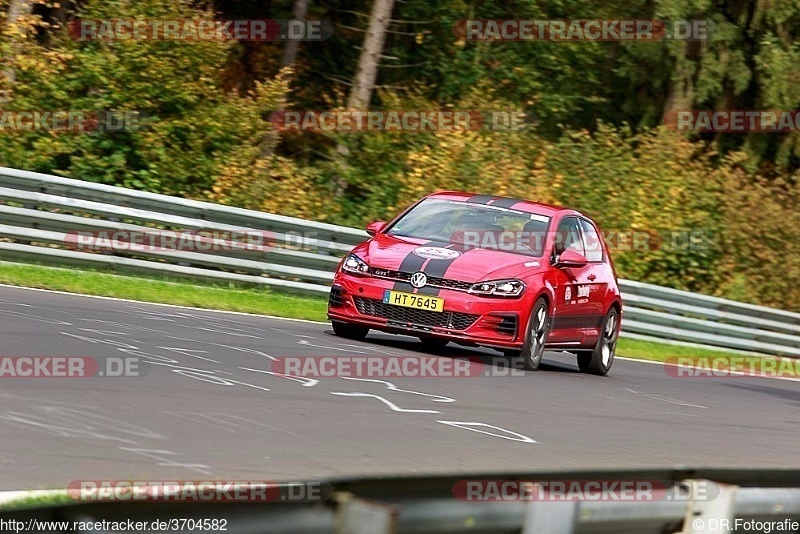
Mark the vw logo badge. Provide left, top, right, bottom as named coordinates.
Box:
left=410, top=272, right=428, bottom=289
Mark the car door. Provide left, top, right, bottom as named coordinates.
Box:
left=577, top=217, right=608, bottom=340
left=546, top=216, right=595, bottom=346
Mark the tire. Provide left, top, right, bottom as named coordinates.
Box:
left=514, top=297, right=550, bottom=371
left=331, top=321, right=369, bottom=340
left=418, top=336, right=449, bottom=350
left=577, top=307, right=619, bottom=376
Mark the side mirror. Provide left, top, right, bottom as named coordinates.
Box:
left=554, top=249, right=588, bottom=268
left=366, top=221, right=387, bottom=236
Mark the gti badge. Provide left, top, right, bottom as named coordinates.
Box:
left=410, top=272, right=428, bottom=289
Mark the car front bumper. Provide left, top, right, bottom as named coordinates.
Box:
left=327, top=273, right=531, bottom=350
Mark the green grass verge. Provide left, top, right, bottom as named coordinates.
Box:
left=615, top=337, right=755, bottom=363
left=0, top=262, right=328, bottom=322
left=0, top=492, right=72, bottom=511
left=0, top=261, right=767, bottom=365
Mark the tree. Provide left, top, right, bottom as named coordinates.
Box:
left=347, top=0, right=395, bottom=109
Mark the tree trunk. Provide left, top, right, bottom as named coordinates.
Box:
left=347, top=0, right=395, bottom=110
left=281, top=0, right=310, bottom=68
left=1, top=0, right=34, bottom=101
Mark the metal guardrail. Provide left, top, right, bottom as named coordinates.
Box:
left=0, top=166, right=798, bottom=357
left=2, top=469, right=799, bottom=533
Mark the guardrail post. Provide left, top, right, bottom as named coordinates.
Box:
left=522, top=501, right=578, bottom=534
left=678, top=480, right=738, bottom=533
left=334, top=491, right=398, bottom=534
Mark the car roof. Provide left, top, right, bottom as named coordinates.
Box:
left=426, top=191, right=582, bottom=218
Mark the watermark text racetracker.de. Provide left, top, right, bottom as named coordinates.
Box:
left=66, top=229, right=275, bottom=254
left=269, top=110, right=537, bottom=132
left=68, top=480, right=332, bottom=502
left=453, top=19, right=711, bottom=41
left=665, top=356, right=800, bottom=379
left=64, top=229, right=325, bottom=254
left=0, top=356, right=148, bottom=378
left=453, top=479, right=719, bottom=502
left=0, top=110, right=139, bottom=132
left=665, top=110, right=800, bottom=132
left=69, top=19, right=334, bottom=41
left=450, top=229, right=715, bottom=255
left=273, top=356, right=528, bottom=378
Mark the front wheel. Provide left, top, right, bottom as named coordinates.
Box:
left=331, top=321, right=369, bottom=340
left=513, top=297, right=550, bottom=371
left=577, top=307, right=619, bottom=376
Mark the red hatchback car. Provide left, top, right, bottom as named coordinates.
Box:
left=327, top=192, right=623, bottom=375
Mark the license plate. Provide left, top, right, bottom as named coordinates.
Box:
left=382, top=290, right=444, bottom=312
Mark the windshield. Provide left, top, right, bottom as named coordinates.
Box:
left=386, top=198, right=551, bottom=257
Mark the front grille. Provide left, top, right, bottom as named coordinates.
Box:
left=372, top=269, right=472, bottom=291
left=354, top=297, right=479, bottom=331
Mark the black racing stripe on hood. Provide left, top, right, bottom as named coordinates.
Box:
left=422, top=248, right=465, bottom=278
left=436, top=243, right=479, bottom=284
left=466, top=194, right=495, bottom=204
left=415, top=243, right=457, bottom=295
left=418, top=244, right=470, bottom=296
left=392, top=247, right=427, bottom=291
left=488, top=197, right=525, bottom=209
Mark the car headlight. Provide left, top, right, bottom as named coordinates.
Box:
left=468, top=279, right=525, bottom=297
left=341, top=254, right=371, bottom=276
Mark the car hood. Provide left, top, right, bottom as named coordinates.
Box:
left=358, top=233, right=546, bottom=282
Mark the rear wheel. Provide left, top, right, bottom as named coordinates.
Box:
left=577, top=307, right=619, bottom=375
left=418, top=336, right=449, bottom=350
left=331, top=321, right=369, bottom=340
left=513, top=298, right=550, bottom=371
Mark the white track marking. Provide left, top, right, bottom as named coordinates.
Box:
left=270, top=330, right=315, bottom=339
left=77, top=318, right=171, bottom=335
left=340, top=377, right=454, bottom=402
left=0, top=309, right=72, bottom=325
left=157, top=347, right=220, bottom=364
left=297, top=339, right=369, bottom=353
left=145, top=360, right=219, bottom=373
left=336, top=343, right=405, bottom=356
left=0, top=412, right=136, bottom=443
left=436, top=421, right=537, bottom=443
left=171, top=369, right=270, bottom=391
left=39, top=407, right=163, bottom=439
left=157, top=336, right=277, bottom=361
left=239, top=367, right=319, bottom=387
left=625, top=387, right=708, bottom=409
left=0, top=406, right=163, bottom=443
left=165, top=412, right=301, bottom=437
left=0, top=299, right=33, bottom=306
left=117, top=348, right=180, bottom=364
left=330, top=392, right=441, bottom=413
left=79, top=328, right=138, bottom=340
left=117, top=448, right=212, bottom=475
left=178, top=325, right=261, bottom=338
left=60, top=331, right=139, bottom=350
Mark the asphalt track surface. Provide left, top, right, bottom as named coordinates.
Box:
left=0, top=285, right=798, bottom=489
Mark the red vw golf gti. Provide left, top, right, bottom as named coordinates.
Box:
left=327, top=192, right=623, bottom=375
